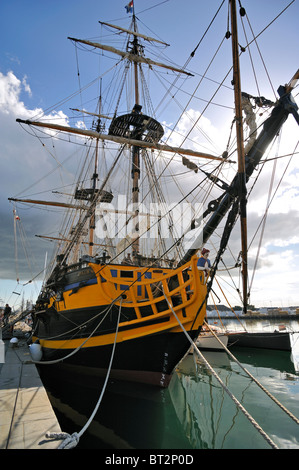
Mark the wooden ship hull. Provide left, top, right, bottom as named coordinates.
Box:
left=11, top=1, right=299, bottom=396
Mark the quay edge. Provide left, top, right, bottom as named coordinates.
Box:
left=0, top=336, right=64, bottom=449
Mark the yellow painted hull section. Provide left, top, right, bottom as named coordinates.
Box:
left=35, top=255, right=207, bottom=351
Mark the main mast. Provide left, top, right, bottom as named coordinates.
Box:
left=131, top=8, right=141, bottom=257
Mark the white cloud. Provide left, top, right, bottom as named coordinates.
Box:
left=248, top=248, right=299, bottom=307
left=0, top=70, right=69, bottom=123
left=0, top=71, right=75, bottom=286
left=22, top=75, right=32, bottom=97
left=76, top=120, right=87, bottom=129
left=0, top=71, right=27, bottom=115
left=165, top=107, right=226, bottom=155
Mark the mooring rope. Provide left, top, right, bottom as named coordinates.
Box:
left=163, top=293, right=279, bottom=449
left=203, top=320, right=299, bottom=426
left=29, top=298, right=120, bottom=365
left=5, top=358, right=23, bottom=449
left=45, top=298, right=123, bottom=449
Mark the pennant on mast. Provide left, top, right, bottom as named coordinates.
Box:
left=125, top=1, right=134, bottom=14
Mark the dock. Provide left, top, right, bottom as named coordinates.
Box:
left=0, top=332, right=63, bottom=449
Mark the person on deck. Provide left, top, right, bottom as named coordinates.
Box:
left=3, top=303, right=12, bottom=327
left=197, top=248, right=211, bottom=278
left=122, top=253, right=133, bottom=265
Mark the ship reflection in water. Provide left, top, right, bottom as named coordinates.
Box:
left=38, top=340, right=299, bottom=449
left=169, top=347, right=299, bottom=449
left=38, top=362, right=191, bottom=449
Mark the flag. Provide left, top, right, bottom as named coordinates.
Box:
left=278, top=324, right=286, bottom=331
left=125, top=1, right=133, bottom=13
left=13, top=209, right=20, bottom=220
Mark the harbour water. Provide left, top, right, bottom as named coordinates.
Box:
left=38, top=318, right=299, bottom=449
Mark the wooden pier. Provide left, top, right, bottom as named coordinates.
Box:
left=0, top=333, right=63, bottom=449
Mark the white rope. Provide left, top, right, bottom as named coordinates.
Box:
left=203, top=320, right=299, bottom=426
left=31, top=298, right=119, bottom=365
left=163, top=292, right=279, bottom=449
left=45, top=298, right=123, bottom=449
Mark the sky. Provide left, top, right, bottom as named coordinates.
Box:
left=0, top=0, right=299, bottom=311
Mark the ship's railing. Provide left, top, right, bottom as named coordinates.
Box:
left=93, top=255, right=205, bottom=320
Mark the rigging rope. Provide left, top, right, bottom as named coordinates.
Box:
left=13, top=208, right=19, bottom=282
left=30, top=297, right=120, bottom=365
left=248, top=139, right=299, bottom=296
left=214, top=277, right=246, bottom=330
left=203, top=320, right=299, bottom=427
left=10, top=204, right=41, bottom=303
left=248, top=134, right=280, bottom=295
left=240, top=0, right=296, bottom=100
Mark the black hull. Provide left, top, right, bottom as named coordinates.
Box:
left=39, top=330, right=198, bottom=387
left=227, top=332, right=291, bottom=351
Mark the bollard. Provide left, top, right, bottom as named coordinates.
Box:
left=0, top=327, right=5, bottom=363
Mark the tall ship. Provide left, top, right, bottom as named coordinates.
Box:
left=9, top=0, right=298, bottom=390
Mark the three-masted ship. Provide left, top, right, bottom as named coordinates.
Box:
left=10, top=1, right=298, bottom=388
